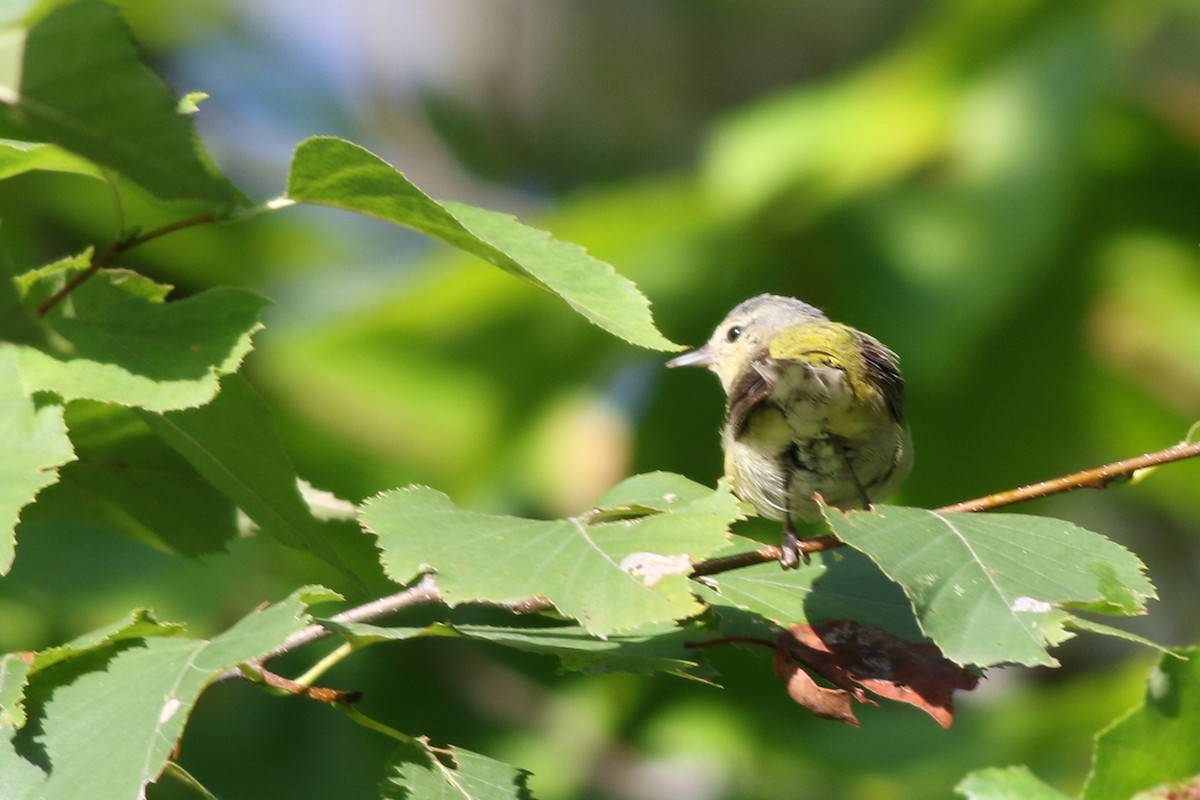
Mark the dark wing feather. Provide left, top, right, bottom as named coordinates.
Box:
left=727, top=357, right=777, bottom=436
left=858, top=334, right=906, bottom=422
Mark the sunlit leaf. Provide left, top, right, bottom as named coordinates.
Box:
left=284, top=136, right=680, bottom=352
left=361, top=473, right=740, bottom=636
left=824, top=505, right=1157, bottom=667
left=383, top=741, right=533, bottom=800
left=1082, top=648, right=1200, bottom=800
left=0, top=587, right=338, bottom=800
left=16, top=258, right=267, bottom=411
left=0, top=345, right=73, bottom=573
left=956, top=766, right=1072, bottom=800
left=0, top=140, right=103, bottom=181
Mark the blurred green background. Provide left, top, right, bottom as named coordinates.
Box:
left=3, top=1, right=1200, bottom=798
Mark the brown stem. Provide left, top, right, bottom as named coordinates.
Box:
left=35, top=211, right=217, bottom=316
left=250, top=666, right=363, bottom=705
left=688, top=438, right=1200, bottom=578
left=934, top=439, right=1200, bottom=513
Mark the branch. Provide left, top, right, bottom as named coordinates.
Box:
left=689, top=438, right=1200, bottom=578
left=35, top=211, right=217, bottom=316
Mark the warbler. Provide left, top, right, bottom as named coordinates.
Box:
left=668, top=294, right=911, bottom=568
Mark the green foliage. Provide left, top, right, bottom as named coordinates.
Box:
left=824, top=505, right=1156, bottom=666
left=1, top=2, right=1199, bottom=799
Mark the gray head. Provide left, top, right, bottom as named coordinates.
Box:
left=667, top=294, right=828, bottom=392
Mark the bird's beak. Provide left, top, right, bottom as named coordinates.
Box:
left=666, top=344, right=715, bottom=369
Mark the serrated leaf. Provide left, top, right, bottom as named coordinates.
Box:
left=0, top=587, right=336, bottom=800
left=697, top=540, right=923, bottom=642
left=0, top=344, right=74, bottom=573
left=956, top=766, right=1072, bottom=800
left=383, top=741, right=533, bottom=800
left=824, top=505, right=1157, bottom=667
left=19, top=402, right=238, bottom=555
left=1082, top=648, right=1200, bottom=800
left=16, top=260, right=267, bottom=411
left=0, top=139, right=103, bottom=181
left=361, top=476, right=739, bottom=636
left=284, top=136, right=679, bottom=352
left=330, top=620, right=703, bottom=677
left=0, top=653, right=31, bottom=729
left=0, top=1, right=242, bottom=205
left=140, top=375, right=374, bottom=592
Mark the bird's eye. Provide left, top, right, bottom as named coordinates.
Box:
left=726, top=325, right=743, bottom=343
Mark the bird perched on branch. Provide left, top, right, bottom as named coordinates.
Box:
left=668, top=294, right=912, bottom=568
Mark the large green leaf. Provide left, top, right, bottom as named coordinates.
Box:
left=142, top=375, right=382, bottom=594
left=1082, top=648, right=1200, bottom=800
left=15, top=258, right=267, bottom=411
left=825, top=505, right=1156, bottom=667
left=18, top=402, right=238, bottom=555
left=284, top=136, right=679, bottom=352
left=0, top=344, right=74, bottom=573
left=0, top=1, right=241, bottom=205
left=361, top=473, right=741, bottom=636
left=383, top=741, right=533, bottom=800
left=956, top=766, right=1073, bottom=800
left=0, top=587, right=338, bottom=800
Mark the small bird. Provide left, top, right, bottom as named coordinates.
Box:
left=668, top=294, right=912, bottom=568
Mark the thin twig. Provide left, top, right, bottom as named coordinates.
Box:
left=935, top=439, right=1200, bottom=513
left=35, top=211, right=217, bottom=316
left=688, top=438, right=1200, bottom=578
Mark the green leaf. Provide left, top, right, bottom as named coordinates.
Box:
left=18, top=402, right=238, bottom=555
left=0, top=1, right=242, bottom=205
left=0, top=139, right=103, bottom=181
left=16, top=259, right=267, bottom=411
left=361, top=474, right=740, bottom=636
left=0, top=587, right=338, bottom=800
left=330, top=620, right=704, bottom=677
left=383, top=741, right=533, bottom=800
left=0, top=344, right=74, bottom=573
left=1082, top=648, right=1200, bottom=800
left=699, top=542, right=923, bottom=642
left=284, top=136, right=679, bottom=352
left=141, top=375, right=376, bottom=592
left=825, top=505, right=1157, bottom=667
left=0, top=653, right=31, bottom=730
left=956, top=766, right=1073, bottom=800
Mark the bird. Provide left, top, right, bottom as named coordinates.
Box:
left=668, top=294, right=912, bottom=568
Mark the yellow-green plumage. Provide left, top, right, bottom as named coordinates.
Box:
left=668, top=294, right=912, bottom=567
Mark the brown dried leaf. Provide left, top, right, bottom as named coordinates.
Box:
left=775, top=620, right=980, bottom=728
left=773, top=649, right=860, bottom=726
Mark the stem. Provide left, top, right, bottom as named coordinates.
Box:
left=35, top=210, right=218, bottom=316
left=294, top=641, right=356, bottom=687
left=688, top=438, right=1200, bottom=578
left=935, top=439, right=1200, bottom=513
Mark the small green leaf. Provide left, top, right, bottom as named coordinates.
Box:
left=0, top=588, right=335, bottom=800
left=0, top=1, right=242, bottom=205
left=383, top=741, right=533, bottom=800
left=825, top=505, right=1157, bottom=667
left=0, top=344, right=74, bottom=573
left=16, top=259, right=267, bottom=411
left=956, top=766, right=1073, bottom=800
left=361, top=476, right=739, bottom=636
left=1082, top=648, right=1200, bottom=800
left=284, top=136, right=679, bottom=352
